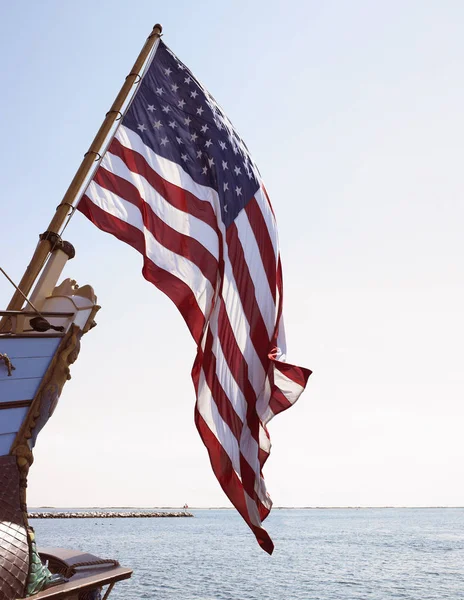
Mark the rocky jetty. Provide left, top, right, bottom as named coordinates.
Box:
left=28, top=511, right=193, bottom=519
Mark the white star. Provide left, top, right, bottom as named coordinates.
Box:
left=171, top=84, right=179, bottom=93
left=223, top=182, right=229, bottom=191
left=224, top=204, right=228, bottom=213
left=137, top=123, right=147, bottom=132
left=184, top=116, right=191, bottom=126
left=176, top=136, right=184, bottom=145
left=153, top=120, right=163, bottom=129
left=169, top=120, right=177, bottom=129
left=147, top=105, right=156, bottom=112
left=177, top=62, right=184, bottom=70
left=235, top=186, right=242, bottom=196
left=222, top=160, right=228, bottom=170
left=233, top=146, right=239, bottom=155
left=200, top=124, right=208, bottom=133
left=196, top=107, right=204, bottom=116
left=164, top=67, right=172, bottom=76
left=202, top=166, right=208, bottom=175
left=205, top=139, right=212, bottom=148
left=190, top=90, right=198, bottom=99
left=181, top=153, right=189, bottom=162
left=155, top=87, right=164, bottom=95
left=216, top=121, right=223, bottom=131
left=184, top=76, right=191, bottom=85
left=196, top=149, right=203, bottom=158
left=219, top=141, right=227, bottom=150
left=178, top=99, right=186, bottom=109
left=234, top=166, right=242, bottom=175
left=160, top=137, right=169, bottom=146
left=208, top=157, right=215, bottom=167
left=162, top=105, right=171, bottom=114
left=190, top=132, right=198, bottom=142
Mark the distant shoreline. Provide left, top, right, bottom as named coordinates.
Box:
left=32, top=506, right=464, bottom=510
left=29, top=510, right=193, bottom=519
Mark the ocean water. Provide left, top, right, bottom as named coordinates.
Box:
left=31, top=508, right=464, bottom=599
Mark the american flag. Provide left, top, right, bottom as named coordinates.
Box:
left=78, top=40, right=311, bottom=553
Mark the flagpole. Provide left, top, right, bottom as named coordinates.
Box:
left=2, top=23, right=162, bottom=318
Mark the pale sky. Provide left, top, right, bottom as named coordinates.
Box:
left=1, top=1, right=463, bottom=508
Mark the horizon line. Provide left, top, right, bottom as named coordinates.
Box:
left=32, top=505, right=464, bottom=510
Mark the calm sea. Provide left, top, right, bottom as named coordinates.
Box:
left=31, top=508, right=464, bottom=599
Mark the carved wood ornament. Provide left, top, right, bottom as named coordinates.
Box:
left=10, top=325, right=82, bottom=527
left=0, top=325, right=83, bottom=598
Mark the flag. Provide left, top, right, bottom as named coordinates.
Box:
left=78, top=40, right=311, bottom=553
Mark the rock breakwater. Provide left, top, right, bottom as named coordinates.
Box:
left=29, top=511, right=193, bottom=519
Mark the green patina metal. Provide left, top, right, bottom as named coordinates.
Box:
left=25, top=534, right=62, bottom=596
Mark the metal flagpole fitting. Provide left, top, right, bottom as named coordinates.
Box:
left=1, top=23, right=163, bottom=325
left=150, top=24, right=163, bottom=38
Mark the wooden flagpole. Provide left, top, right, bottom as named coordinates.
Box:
left=2, top=23, right=162, bottom=318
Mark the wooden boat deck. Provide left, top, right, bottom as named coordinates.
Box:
left=30, top=547, right=132, bottom=599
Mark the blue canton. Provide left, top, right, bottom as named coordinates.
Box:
left=123, top=40, right=260, bottom=228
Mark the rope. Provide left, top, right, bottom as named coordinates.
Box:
left=0, top=353, right=15, bottom=376
left=0, top=267, right=44, bottom=317
left=59, top=204, right=77, bottom=238
left=65, top=558, right=120, bottom=578
left=0, top=266, right=65, bottom=332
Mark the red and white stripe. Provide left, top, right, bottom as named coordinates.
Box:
left=79, top=125, right=311, bottom=553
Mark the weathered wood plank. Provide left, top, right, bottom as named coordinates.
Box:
left=31, top=567, right=132, bottom=599
left=0, top=377, right=43, bottom=401
left=0, top=337, right=61, bottom=359
left=0, top=406, right=29, bottom=435
left=0, top=356, right=52, bottom=381
left=0, top=432, right=16, bottom=455
left=0, top=400, right=32, bottom=410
